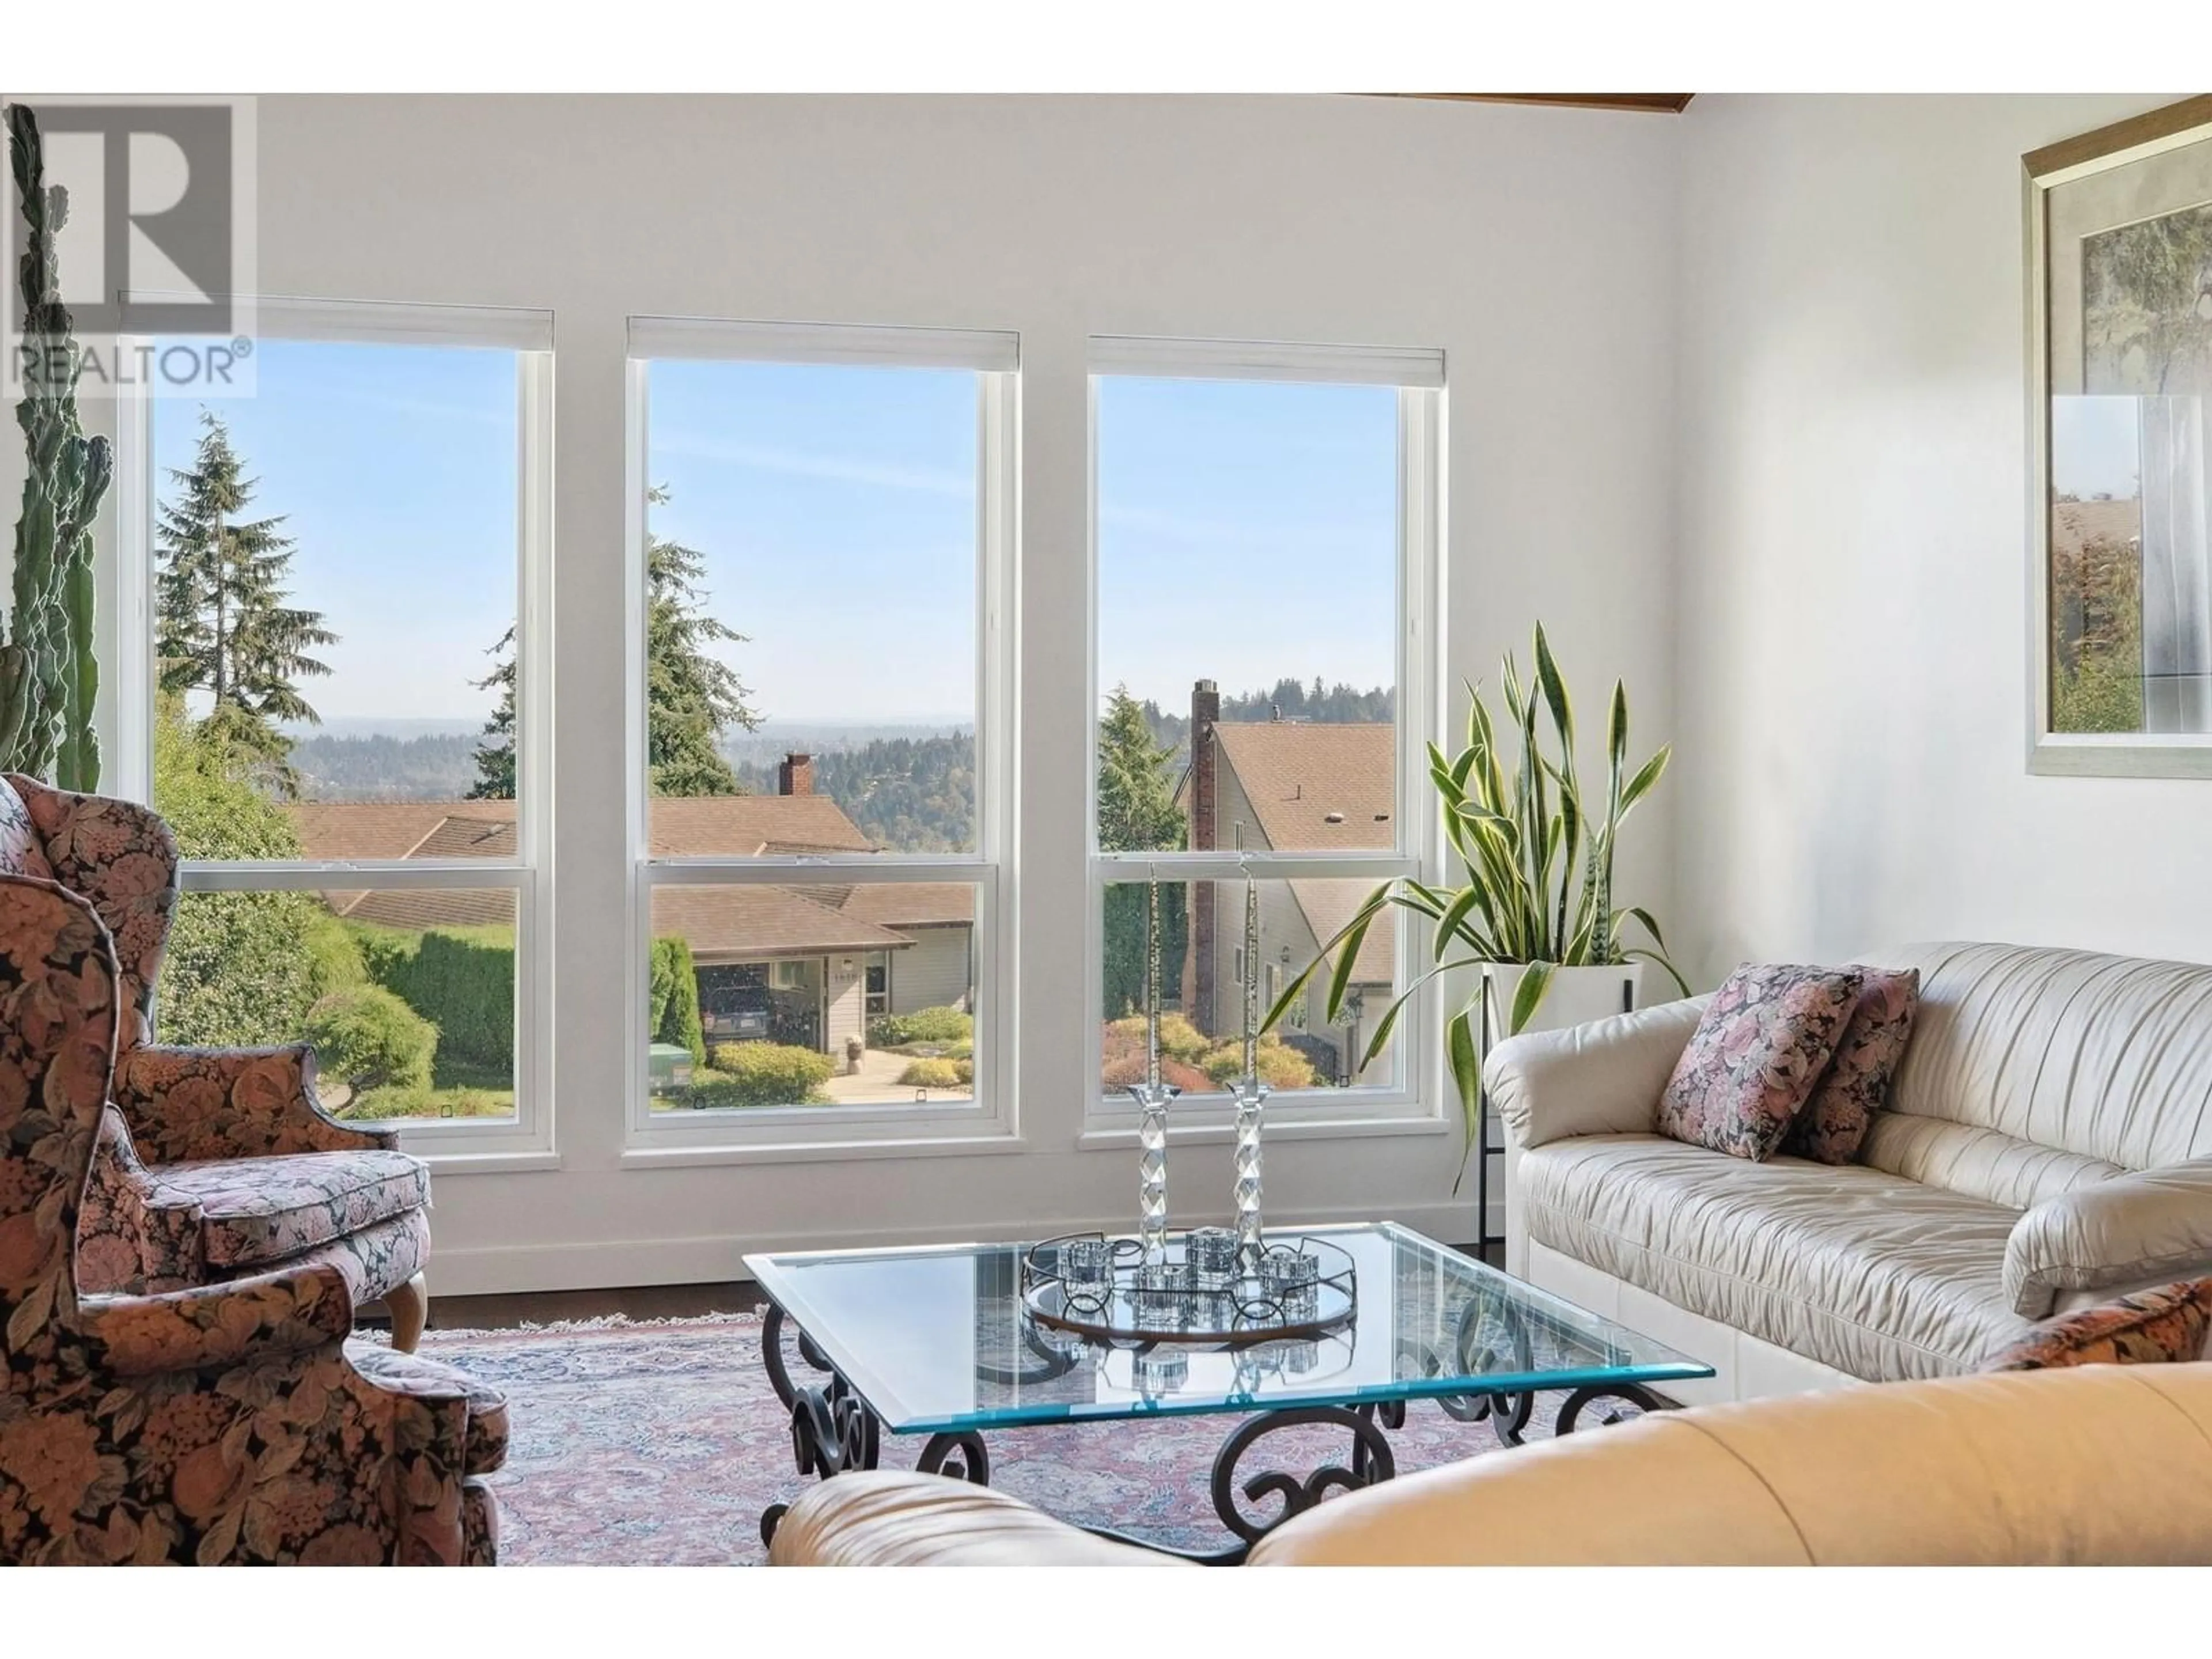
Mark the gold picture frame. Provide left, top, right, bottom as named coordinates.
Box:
left=2025, top=96, right=2212, bottom=776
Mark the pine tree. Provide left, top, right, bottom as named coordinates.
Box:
left=1097, top=684, right=1184, bottom=853
left=468, top=484, right=759, bottom=800
left=156, top=412, right=336, bottom=781
left=1099, top=683, right=1187, bottom=1018
left=646, top=484, right=759, bottom=796
left=465, top=626, right=516, bottom=800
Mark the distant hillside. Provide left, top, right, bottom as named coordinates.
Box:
left=286, top=681, right=1388, bottom=846
left=291, top=731, right=480, bottom=801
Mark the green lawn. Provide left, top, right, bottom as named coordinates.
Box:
left=335, top=1058, right=517, bottom=1122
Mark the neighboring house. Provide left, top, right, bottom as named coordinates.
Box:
left=285, top=752, right=975, bottom=1058
left=1176, top=679, right=1396, bottom=1085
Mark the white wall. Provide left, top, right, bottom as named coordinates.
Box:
left=69, top=94, right=1681, bottom=1291
left=1673, top=95, right=2209, bottom=986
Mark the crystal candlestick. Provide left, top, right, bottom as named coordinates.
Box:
left=1130, top=1080, right=1177, bottom=1266
left=1231, top=1077, right=1270, bottom=1267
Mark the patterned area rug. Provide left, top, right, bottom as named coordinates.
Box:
left=416, top=1313, right=1564, bottom=1565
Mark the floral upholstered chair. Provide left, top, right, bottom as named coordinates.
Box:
left=0, top=874, right=505, bottom=1563
left=0, top=774, right=434, bottom=1351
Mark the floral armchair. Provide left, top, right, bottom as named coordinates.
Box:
left=0, top=874, right=504, bottom=1563
left=0, top=774, right=433, bottom=1350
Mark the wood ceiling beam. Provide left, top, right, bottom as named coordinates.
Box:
left=1381, top=93, right=1694, bottom=113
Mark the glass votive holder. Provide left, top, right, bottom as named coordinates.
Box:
left=1132, top=1344, right=1189, bottom=1396
left=1185, top=1226, right=1238, bottom=1290
left=1134, top=1259, right=1191, bottom=1326
left=1260, top=1246, right=1321, bottom=1321
left=1060, top=1237, right=1115, bottom=1292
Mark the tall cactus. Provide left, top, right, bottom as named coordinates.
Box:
left=5, top=102, right=106, bottom=790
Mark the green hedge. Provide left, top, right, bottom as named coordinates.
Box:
left=351, top=923, right=513, bottom=1075
left=700, top=1041, right=836, bottom=1106
left=866, top=1005, right=972, bottom=1048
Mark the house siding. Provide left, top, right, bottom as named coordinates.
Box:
left=823, top=956, right=867, bottom=1054
left=890, top=927, right=970, bottom=1016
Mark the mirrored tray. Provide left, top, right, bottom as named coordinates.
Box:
left=1021, top=1232, right=1357, bottom=1345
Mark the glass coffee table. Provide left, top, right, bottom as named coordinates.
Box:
left=747, top=1221, right=1712, bottom=1560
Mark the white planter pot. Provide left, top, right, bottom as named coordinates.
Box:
left=1477, top=960, right=1644, bottom=1040
left=1470, top=961, right=1643, bottom=1275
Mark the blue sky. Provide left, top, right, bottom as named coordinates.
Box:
left=156, top=345, right=1400, bottom=729
left=2051, top=396, right=2142, bottom=500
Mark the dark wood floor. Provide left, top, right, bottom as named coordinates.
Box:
left=420, top=1280, right=767, bottom=1332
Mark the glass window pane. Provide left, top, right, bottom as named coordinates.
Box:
left=649, top=882, right=979, bottom=1110
left=1095, top=376, right=1398, bottom=853
left=163, top=887, right=517, bottom=1124
left=150, top=338, right=522, bottom=834
left=1099, top=877, right=1398, bottom=1096
left=641, top=358, right=979, bottom=855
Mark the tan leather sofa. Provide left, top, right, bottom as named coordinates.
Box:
left=1487, top=942, right=2212, bottom=1401
left=770, top=1362, right=2212, bottom=1565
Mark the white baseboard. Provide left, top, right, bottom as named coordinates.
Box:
left=425, top=1195, right=1503, bottom=1298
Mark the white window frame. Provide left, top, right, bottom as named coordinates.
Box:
left=111, top=297, right=557, bottom=1165
left=1085, top=337, right=1445, bottom=1134
left=622, top=318, right=1019, bottom=1161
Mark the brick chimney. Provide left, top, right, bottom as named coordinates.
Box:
left=1188, top=680, right=1220, bottom=1034
left=777, top=753, right=814, bottom=797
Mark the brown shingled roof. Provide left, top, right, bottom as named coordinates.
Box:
left=1204, top=724, right=1397, bottom=990
left=1210, top=723, right=1395, bottom=854
left=651, top=886, right=912, bottom=960
left=284, top=794, right=876, bottom=863
left=838, top=883, right=976, bottom=928
left=286, top=793, right=910, bottom=957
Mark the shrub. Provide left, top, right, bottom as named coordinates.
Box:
left=703, top=1041, right=837, bottom=1105
left=1103, top=1012, right=1209, bottom=1063
left=896, top=1057, right=965, bottom=1089
left=1100, top=1018, right=1213, bottom=1093
left=353, top=922, right=513, bottom=1075
left=649, top=935, right=707, bottom=1065
left=867, top=1005, right=973, bottom=1048
left=305, top=985, right=437, bottom=1095
left=1200, top=1035, right=1318, bottom=1090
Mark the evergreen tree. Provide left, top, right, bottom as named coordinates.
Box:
left=465, top=626, right=517, bottom=800
left=1098, top=684, right=1187, bottom=1019
left=465, top=484, right=760, bottom=800
left=156, top=412, right=336, bottom=782
left=1097, top=684, right=1184, bottom=852
left=647, top=484, right=757, bottom=796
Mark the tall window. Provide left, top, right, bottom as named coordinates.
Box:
left=119, top=300, right=552, bottom=1149
left=1090, top=338, right=1441, bottom=1119
left=626, top=319, right=1014, bottom=1148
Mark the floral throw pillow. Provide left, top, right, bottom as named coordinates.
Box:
left=1782, top=967, right=1921, bottom=1165
left=1655, top=963, right=1864, bottom=1161
left=1981, top=1280, right=2212, bottom=1371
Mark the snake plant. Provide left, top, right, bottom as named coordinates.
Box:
left=1264, top=622, right=1684, bottom=1156
left=2, top=103, right=108, bottom=790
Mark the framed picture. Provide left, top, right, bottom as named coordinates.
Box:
left=2027, top=96, right=2212, bottom=776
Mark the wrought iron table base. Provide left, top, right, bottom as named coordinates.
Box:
left=756, top=1304, right=1670, bottom=1560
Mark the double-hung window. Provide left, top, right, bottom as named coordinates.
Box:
left=113, top=298, right=554, bottom=1157
left=624, top=319, right=1016, bottom=1154
left=1088, top=336, right=1443, bottom=1126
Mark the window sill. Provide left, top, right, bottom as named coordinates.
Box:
left=409, top=1149, right=563, bottom=1176
left=620, top=1133, right=1028, bottom=1171
left=1076, top=1115, right=1448, bottom=1150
